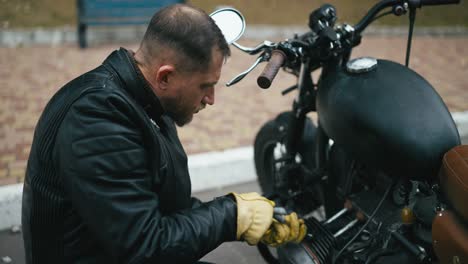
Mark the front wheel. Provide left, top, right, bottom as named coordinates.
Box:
left=254, top=111, right=318, bottom=204
left=254, top=111, right=321, bottom=264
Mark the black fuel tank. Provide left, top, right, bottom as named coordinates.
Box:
left=317, top=59, right=460, bottom=179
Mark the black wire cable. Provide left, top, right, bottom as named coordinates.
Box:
left=332, top=182, right=393, bottom=263
left=405, top=7, right=417, bottom=67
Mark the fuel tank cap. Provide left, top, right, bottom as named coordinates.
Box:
left=346, top=57, right=378, bottom=74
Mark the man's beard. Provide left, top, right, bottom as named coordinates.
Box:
left=162, top=96, right=194, bottom=127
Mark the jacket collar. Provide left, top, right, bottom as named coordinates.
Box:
left=103, top=47, right=164, bottom=121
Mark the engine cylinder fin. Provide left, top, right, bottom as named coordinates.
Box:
left=303, top=217, right=337, bottom=263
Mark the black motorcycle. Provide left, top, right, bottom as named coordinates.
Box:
left=213, top=0, right=466, bottom=263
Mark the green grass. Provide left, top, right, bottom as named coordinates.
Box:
left=0, top=0, right=76, bottom=28
left=1, top=0, right=466, bottom=29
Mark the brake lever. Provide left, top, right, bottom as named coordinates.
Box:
left=232, top=41, right=276, bottom=55
left=226, top=52, right=270, bottom=87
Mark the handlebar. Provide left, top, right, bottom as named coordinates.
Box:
left=231, top=0, right=461, bottom=88
left=354, top=0, right=461, bottom=33
left=257, top=50, right=287, bottom=89
left=354, top=0, right=398, bottom=34
left=418, top=0, right=460, bottom=6
left=232, top=41, right=276, bottom=55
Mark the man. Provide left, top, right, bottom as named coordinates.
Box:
left=22, top=4, right=306, bottom=263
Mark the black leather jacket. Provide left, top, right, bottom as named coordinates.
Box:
left=22, top=48, right=237, bottom=264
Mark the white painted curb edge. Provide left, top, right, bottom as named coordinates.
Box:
left=1, top=111, right=467, bottom=230
left=0, top=184, right=24, bottom=231
left=1, top=26, right=467, bottom=47
left=452, top=111, right=468, bottom=138
left=189, top=146, right=255, bottom=192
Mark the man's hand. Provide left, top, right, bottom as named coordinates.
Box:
left=261, top=211, right=307, bottom=247
left=230, top=192, right=275, bottom=245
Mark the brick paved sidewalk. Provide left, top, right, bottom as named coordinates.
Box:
left=1, top=36, right=467, bottom=186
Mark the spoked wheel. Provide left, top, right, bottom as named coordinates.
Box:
left=254, top=111, right=317, bottom=198
left=254, top=117, right=285, bottom=197
left=254, top=112, right=320, bottom=264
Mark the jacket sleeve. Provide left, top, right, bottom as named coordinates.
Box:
left=54, top=90, right=237, bottom=264
left=190, top=197, right=204, bottom=209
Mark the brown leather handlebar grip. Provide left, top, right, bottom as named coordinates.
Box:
left=257, top=50, right=286, bottom=89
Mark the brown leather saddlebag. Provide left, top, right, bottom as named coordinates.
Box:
left=432, top=210, right=468, bottom=264
left=433, top=145, right=468, bottom=264
left=439, top=145, right=468, bottom=220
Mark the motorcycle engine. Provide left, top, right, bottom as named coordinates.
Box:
left=275, top=151, right=439, bottom=264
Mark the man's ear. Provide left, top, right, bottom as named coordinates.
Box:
left=155, top=65, right=175, bottom=90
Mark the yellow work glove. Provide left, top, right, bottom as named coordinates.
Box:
left=261, top=219, right=291, bottom=247
left=230, top=192, right=275, bottom=245
left=261, top=212, right=307, bottom=247
left=284, top=212, right=307, bottom=243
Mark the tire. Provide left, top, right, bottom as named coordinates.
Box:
left=254, top=112, right=318, bottom=264
left=254, top=111, right=317, bottom=196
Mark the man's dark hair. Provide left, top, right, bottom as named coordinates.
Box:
left=140, top=4, right=230, bottom=72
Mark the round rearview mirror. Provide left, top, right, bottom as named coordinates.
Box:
left=210, top=8, right=245, bottom=44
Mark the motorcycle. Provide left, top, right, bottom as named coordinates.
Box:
left=211, top=0, right=467, bottom=263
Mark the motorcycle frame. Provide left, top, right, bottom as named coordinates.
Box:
left=252, top=1, right=462, bottom=263
left=282, top=59, right=341, bottom=180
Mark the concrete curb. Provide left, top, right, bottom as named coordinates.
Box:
left=0, top=111, right=467, bottom=230
left=0, top=184, right=23, bottom=232
left=453, top=111, right=468, bottom=137
left=189, top=146, right=255, bottom=192
left=1, top=25, right=467, bottom=47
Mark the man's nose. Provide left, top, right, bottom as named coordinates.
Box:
left=203, top=87, right=215, bottom=105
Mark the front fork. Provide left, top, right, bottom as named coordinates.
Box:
left=275, top=59, right=325, bottom=200
left=284, top=58, right=315, bottom=157
left=283, top=53, right=344, bottom=162
left=280, top=57, right=345, bottom=216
